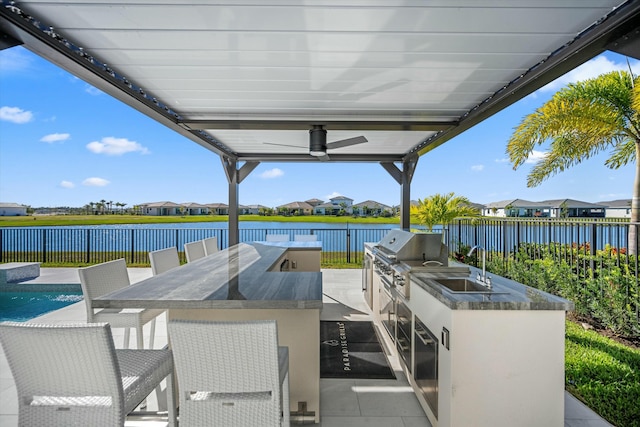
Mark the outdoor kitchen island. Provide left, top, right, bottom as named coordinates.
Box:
left=93, top=241, right=323, bottom=423
left=381, top=263, right=574, bottom=427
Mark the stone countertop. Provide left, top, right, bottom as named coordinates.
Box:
left=94, top=242, right=323, bottom=310
left=410, top=265, right=574, bottom=311
left=252, top=241, right=322, bottom=250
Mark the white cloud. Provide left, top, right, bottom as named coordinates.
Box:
left=0, top=106, right=33, bottom=124
left=40, top=133, right=70, bottom=143
left=538, top=55, right=640, bottom=94
left=59, top=180, right=75, bottom=188
left=86, top=136, right=150, bottom=156
left=471, top=164, right=484, bottom=172
left=85, top=85, right=103, bottom=96
left=82, top=177, right=110, bottom=187
left=259, top=168, right=284, bottom=179
left=525, top=150, right=547, bottom=164
left=495, top=158, right=510, bottom=163
left=0, top=48, right=33, bottom=73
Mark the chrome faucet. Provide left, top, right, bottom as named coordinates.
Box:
left=467, top=245, right=491, bottom=289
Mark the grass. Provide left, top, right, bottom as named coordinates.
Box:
left=565, top=319, right=640, bottom=427
left=0, top=214, right=399, bottom=227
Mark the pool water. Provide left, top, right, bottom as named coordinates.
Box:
left=0, top=290, right=83, bottom=322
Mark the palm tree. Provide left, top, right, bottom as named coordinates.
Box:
left=410, top=192, right=478, bottom=232
left=507, top=70, right=639, bottom=254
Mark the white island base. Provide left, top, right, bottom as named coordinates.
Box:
left=168, top=308, right=321, bottom=423
left=401, top=275, right=569, bottom=427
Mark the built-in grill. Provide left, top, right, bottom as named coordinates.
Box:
left=372, top=230, right=449, bottom=300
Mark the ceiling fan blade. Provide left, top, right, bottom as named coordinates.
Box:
left=316, top=153, right=331, bottom=161
left=326, top=136, right=368, bottom=150
left=263, top=141, right=305, bottom=148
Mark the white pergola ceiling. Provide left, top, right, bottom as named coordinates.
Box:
left=1, top=0, right=639, bottom=164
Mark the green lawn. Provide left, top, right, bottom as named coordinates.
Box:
left=0, top=214, right=399, bottom=227
left=565, top=320, right=640, bottom=427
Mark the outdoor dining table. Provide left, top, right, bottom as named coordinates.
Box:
left=93, top=241, right=323, bottom=423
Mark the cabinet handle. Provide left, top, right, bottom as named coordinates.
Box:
left=397, top=337, right=410, bottom=351
left=415, top=329, right=434, bottom=345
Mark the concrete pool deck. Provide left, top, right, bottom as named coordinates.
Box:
left=0, top=268, right=613, bottom=426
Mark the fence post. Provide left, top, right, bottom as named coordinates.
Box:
left=86, top=229, right=91, bottom=264
left=346, top=227, right=351, bottom=263
left=590, top=223, right=597, bottom=272
left=42, top=229, right=47, bottom=264
left=0, top=228, right=3, bottom=263
left=502, top=220, right=508, bottom=262
left=515, top=221, right=521, bottom=262
left=130, top=229, right=135, bottom=265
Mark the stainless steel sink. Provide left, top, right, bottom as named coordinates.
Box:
left=434, top=278, right=500, bottom=293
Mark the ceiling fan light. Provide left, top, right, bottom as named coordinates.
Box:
left=309, top=126, right=327, bottom=156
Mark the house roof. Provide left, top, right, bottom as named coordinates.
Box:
left=542, top=199, right=606, bottom=209
left=182, top=202, right=208, bottom=208
left=0, top=203, right=27, bottom=208
left=140, top=201, right=182, bottom=208
left=598, top=199, right=632, bottom=208
left=2, top=2, right=637, bottom=164
left=484, top=199, right=546, bottom=209
left=329, top=196, right=354, bottom=202
left=352, top=200, right=391, bottom=209
left=305, top=199, right=325, bottom=206
left=278, top=201, right=314, bottom=210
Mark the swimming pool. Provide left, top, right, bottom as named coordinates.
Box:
left=0, top=285, right=83, bottom=322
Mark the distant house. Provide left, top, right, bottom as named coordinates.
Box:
left=314, top=196, right=354, bottom=215
left=139, top=201, right=182, bottom=216
left=278, top=201, right=314, bottom=215
left=600, top=199, right=633, bottom=219
left=352, top=200, right=392, bottom=216
left=182, top=202, right=209, bottom=215
left=313, top=202, right=334, bottom=215
left=483, top=198, right=607, bottom=218
left=305, top=198, right=324, bottom=207
left=482, top=199, right=550, bottom=218
left=543, top=199, right=605, bottom=218
left=207, top=203, right=229, bottom=215
left=244, top=204, right=270, bottom=215
left=0, top=203, right=28, bottom=216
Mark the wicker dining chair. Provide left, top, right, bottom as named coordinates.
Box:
left=78, top=258, right=164, bottom=349
left=183, top=240, right=207, bottom=262
left=0, top=322, right=176, bottom=427
left=149, top=247, right=181, bottom=275
left=203, top=236, right=219, bottom=255
left=168, top=319, right=290, bottom=427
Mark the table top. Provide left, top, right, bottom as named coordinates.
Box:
left=94, top=242, right=323, bottom=310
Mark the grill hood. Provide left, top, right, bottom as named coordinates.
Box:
left=375, top=230, right=448, bottom=265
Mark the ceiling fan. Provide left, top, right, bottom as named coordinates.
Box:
left=264, top=125, right=368, bottom=160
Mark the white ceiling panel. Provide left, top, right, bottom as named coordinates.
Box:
left=1, top=0, right=637, bottom=163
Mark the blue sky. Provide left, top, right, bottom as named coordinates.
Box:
left=0, top=48, right=637, bottom=209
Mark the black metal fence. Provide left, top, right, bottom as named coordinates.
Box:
left=1, top=220, right=637, bottom=268
left=446, top=217, right=638, bottom=265
left=446, top=218, right=639, bottom=337
left=0, top=227, right=395, bottom=266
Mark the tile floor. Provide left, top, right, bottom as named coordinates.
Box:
left=0, top=268, right=612, bottom=426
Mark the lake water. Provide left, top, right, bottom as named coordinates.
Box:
left=1, top=221, right=428, bottom=254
